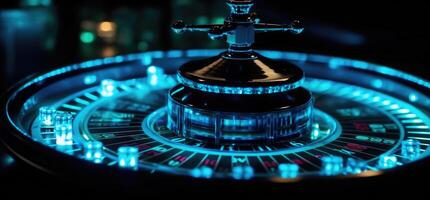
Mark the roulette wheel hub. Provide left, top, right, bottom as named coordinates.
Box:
left=168, top=0, right=312, bottom=143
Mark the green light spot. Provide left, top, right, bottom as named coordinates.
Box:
left=212, top=17, right=225, bottom=24
left=80, top=31, right=95, bottom=44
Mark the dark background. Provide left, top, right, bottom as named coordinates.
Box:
left=1, top=0, right=429, bottom=197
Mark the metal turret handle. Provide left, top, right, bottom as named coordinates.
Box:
left=171, top=0, right=303, bottom=53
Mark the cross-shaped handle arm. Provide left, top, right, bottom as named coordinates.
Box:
left=172, top=20, right=235, bottom=40
left=255, top=20, right=304, bottom=34
left=171, top=20, right=221, bottom=34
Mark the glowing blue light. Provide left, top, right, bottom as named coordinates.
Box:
left=232, top=165, right=254, bottom=180
left=148, top=51, right=164, bottom=58
left=100, top=79, right=116, bottom=97
left=401, top=139, right=421, bottom=160
left=278, top=163, right=299, bottom=178
left=223, top=118, right=255, bottom=128
left=54, top=112, right=73, bottom=146
left=176, top=74, right=304, bottom=95
left=311, top=123, right=320, bottom=140
left=396, top=109, right=410, bottom=114
left=406, top=125, right=429, bottom=129
left=54, top=125, right=73, bottom=146
left=352, top=90, right=361, bottom=97
left=54, top=112, right=73, bottom=127
left=362, top=93, right=370, bottom=99
left=372, top=96, right=381, bottom=102
left=409, top=94, right=418, bottom=102
left=141, top=54, right=152, bottom=65
left=378, top=154, right=397, bottom=169
left=84, top=141, right=104, bottom=163
left=118, top=146, right=138, bottom=169
left=345, top=158, right=367, bottom=174
left=402, top=119, right=423, bottom=123
left=328, top=58, right=344, bottom=69
left=321, top=155, right=343, bottom=176
left=390, top=104, right=400, bottom=109
left=191, top=166, right=214, bottom=178
left=260, top=51, right=283, bottom=59
left=147, top=66, right=157, bottom=74
left=400, top=114, right=417, bottom=119
left=352, top=60, right=369, bottom=69
left=283, top=52, right=308, bottom=62
left=147, top=66, right=165, bottom=86
left=185, top=49, right=222, bottom=57
left=371, top=79, right=383, bottom=88
left=382, top=100, right=391, bottom=105
left=39, top=107, right=56, bottom=126
left=84, top=75, right=97, bottom=85
left=167, top=50, right=183, bottom=58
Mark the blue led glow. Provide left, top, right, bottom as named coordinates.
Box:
left=382, top=100, right=391, bottom=106
left=118, top=146, right=138, bottom=169
left=409, top=94, right=418, bottom=102
left=54, top=112, right=73, bottom=146
left=141, top=54, right=153, bottom=65
left=372, top=96, right=381, bottom=102
left=390, top=104, right=400, bottom=109
left=378, top=154, right=397, bottom=169
left=186, top=49, right=222, bottom=57
left=100, top=79, right=116, bottom=97
left=39, top=107, right=56, bottom=126
left=402, top=119, right=423, bottom=123
left=166, top=50, right=183, bottom=58
left=84, top=75, right=97, bottom=85
left=54, top=112, right=73, bottom=127
left=191, top=166, right=214, bottom=178
left=84, top=141, right=104, bottom=163
left=232, top=165, right=254, bottom=180
left=401, top=139, right=421, bottom=160
left=321, top=155, right=343, bottom=176
left=54, top=125, right=73, bottom=146
left=400, top=113, right=417, bottom=119
left=176, top=73, right=304, bottom=95
left=371, top=79, right=383, bottom=89
left=396, top=109, right=410, bottom=114
left=278, top=163, right=299, bottom=178
left=222, top=118, right=256, bottom=128
left=310, top=123, right=320, bottom=140
left=345, top=158, right=367, bottom=174
left=147, top=66, right=165, bottom=86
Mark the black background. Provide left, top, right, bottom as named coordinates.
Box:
left=1, top=0, right=430, bottom=198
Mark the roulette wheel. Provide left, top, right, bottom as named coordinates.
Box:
left=1, top=0, right=430, bottom=196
